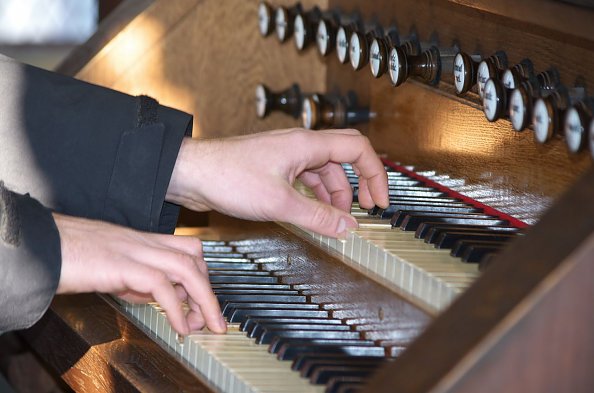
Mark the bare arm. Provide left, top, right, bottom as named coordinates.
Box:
left=166, top=128, right=389, bottom=238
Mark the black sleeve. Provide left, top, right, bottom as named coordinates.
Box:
left=0, top=183, right=61, bottom=334
left=0, top=54, right=192, bottom=234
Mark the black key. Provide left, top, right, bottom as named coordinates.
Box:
left=211, top=283, right=292, bottom=290
left=311, top=366, right=375, bottom=384
left=208, top=276, right=279, bottom=284
left=295, top=354, right=386, bottom=376
left=209, top=270, right=271, bottom=276
left=222, top=302, right=319, bottom=318
left=386, top=188, right=445, bottom=197
left=391, top=210, right=499, bottom=228
left=213, top=286, right=302, bottom=296
left=202, top=253, right=247, bottom=259
left=216, top=293, right=307, bottom=305
left=293, top=353, right=381, bottom=372
left=202, top=245, right=233, bottom=253
left=250, top=323, right=351, bottom=339
left=201, top=240, right=228, bottom=246
left=423, top=226, right=518, bottom=244
left=275, top=343, right=385, bottom=361
left=434, top=231, right=517, bottom=249
left=368, top=200, right=472, bottom=216
left=269, top=337, right=375, bottom=354
left=388, top=196, right=462, bottom=204
left=376, top=203, right=481, bottom=219
left=207, top=262, right=259, bottom=270
left=398, top=213, right=508, bottom=231
left=326, top=377, right=367, bottom=393
left=257, top=329, right=361, bottom=345
left=415, top=222, right=519, bottom=239
left=228, top=308, right=329, bottom=323
left=478, top=252, right=497, bottom=271
left=240, top=317, right=342, bottom=333
left=451, top=240, right=506, bottom=259
left=460, top=244, right=505, bottom=263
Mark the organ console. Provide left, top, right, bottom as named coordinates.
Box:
left=19, top=0, right=594, bottom=392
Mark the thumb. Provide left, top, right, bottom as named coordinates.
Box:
left=281, top=189, right=358, bottom=238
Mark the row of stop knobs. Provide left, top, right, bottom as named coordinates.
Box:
left=256, top=83, right=370, bottom=130
left=258, top=1, right=594, bottom=158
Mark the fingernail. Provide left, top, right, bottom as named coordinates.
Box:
left=218, top=316, right=227, bottom=332
left=336, top=217, right=358, bottom=236
left=336, top=218, right=346, bottom=234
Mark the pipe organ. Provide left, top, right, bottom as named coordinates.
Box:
left=20, top=1, right=594, bottom=392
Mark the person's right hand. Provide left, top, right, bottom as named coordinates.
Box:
left=53, top=213, right=226, bottom=335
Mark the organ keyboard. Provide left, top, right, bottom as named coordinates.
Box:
left=20, top=0, right=594, bottom=392
left=112, top=160, right=530, bottom=392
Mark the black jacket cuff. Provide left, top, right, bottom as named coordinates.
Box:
left=0, top=184, right=61, bottom=334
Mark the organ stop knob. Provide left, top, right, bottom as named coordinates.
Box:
left=301, top=93, right=370, bottom=130
left=564, top=98, right=594, bottom=154
left=294, top=6, right=321, bottom=51
left=533, top=86, right=586, bottom=144
left=316, top=14, right=339, bottom=56
left=509, top=68, right=560, bottom=131
left=389, top=45, right=448, bottom=87
left=255, top=83, right=302, bottom=119
left=275, top=4, right=300, bottom=43
left=453, top=51, right=482, bottom=95
left=369, top=31, right=401, bottom=78
left=482, top=59, right=533, bottom=122
left=258, top=1, right=274, bottom=37
left=476, top=51, right=508, bottom=98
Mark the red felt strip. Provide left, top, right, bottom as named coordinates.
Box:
left=381, top=158, right=530, bottom=229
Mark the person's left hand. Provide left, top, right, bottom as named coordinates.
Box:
left=166, top=128, right=389, bottom=238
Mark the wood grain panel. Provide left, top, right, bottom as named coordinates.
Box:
left=364, top=166, right=594, bottom=393
left=74, top=0, right=328, bottom=139
left=21, top=294, right=213, bottom=393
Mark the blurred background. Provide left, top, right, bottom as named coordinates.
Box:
left=0, top=0, right=122, bottom=69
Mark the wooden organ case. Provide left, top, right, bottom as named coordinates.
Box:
left=21, top=0, right=594, bottom=392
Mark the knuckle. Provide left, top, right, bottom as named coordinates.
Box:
left=147, top=270, right=169, bottom=287
left=310, top=204, right=335, bottom=229
left=185, top=237, right=203, bottom=255
left=176, top=252, right=198, bottom=271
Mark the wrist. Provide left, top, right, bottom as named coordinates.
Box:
left=166, top=137, right=210, bottom=211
